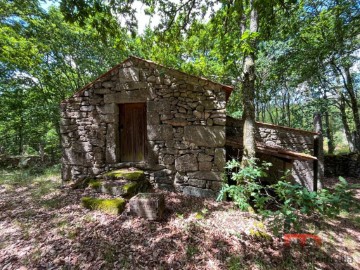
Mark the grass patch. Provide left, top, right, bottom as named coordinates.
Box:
left=81, top=197, right=126, bottom=215
left=0, top=165, right=60, bottom=187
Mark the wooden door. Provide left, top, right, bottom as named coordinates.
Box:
left=119, top=103, right=146, bottom=162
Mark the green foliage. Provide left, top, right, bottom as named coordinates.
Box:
left=218, top=158, right=356, bottom=234
left=218, top=158, right=271, bottom=210
left=0, top=3, right=130, bottom=156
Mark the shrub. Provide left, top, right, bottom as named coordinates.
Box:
left=218, top=158, right=356, bottom=234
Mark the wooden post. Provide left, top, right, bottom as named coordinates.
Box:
left=313, top=113, right=324, bottom=191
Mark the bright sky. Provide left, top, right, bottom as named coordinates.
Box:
left=132, top=1, right=161, bottom=33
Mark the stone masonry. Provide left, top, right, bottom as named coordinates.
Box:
left=226, top=117, right=323, bottom=191
left=60, top=56, right=232, bottom=198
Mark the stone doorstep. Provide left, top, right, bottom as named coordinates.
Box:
left=90, top=179, right=149, bottom=198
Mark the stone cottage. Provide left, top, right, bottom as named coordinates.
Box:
left=60, top=56, right=323, bottom=197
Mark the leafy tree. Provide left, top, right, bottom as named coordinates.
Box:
left=0, top=2, right=131, bottom=156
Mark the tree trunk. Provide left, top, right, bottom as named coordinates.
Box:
left=241, top=0, right=258, bottom=166
left=344, top=66, right=360, bottom=151
left=323, top=92, right=335, bottom=154
left=324, top=111, right=335, bottom=154
left=339, top=93, right=355, bottom=152
left=333, top=63, right=360, bottom=152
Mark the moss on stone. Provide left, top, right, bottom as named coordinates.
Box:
left=249, top=229, right=272, bottom=240
left=72, top=178, right=91, bottom=189
left=89, top=179, right=102, bottom=189
left=105, top=169, right=144, bottom=181
left=81, top=197, right=126, bottom=215
left=122, top=182, right=139, bottom=196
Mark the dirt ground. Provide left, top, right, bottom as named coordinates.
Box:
left=0, top=170, right=359, bottom=269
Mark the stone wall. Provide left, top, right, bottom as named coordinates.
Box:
left=324, top=153, right=360, bottom=178
left=0, top=155, right=52, bottom=168
left=226, top=117, right=320, bottom=190
left=60, top=57, right=228, bottom=197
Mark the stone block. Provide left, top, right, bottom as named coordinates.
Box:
left=163, top=118, right=189, bottom=126
left=104, top=91, right=147, bottom=103
left=80, top=106, right=94, bottom=112
left=102, top=81, right=114, bottom=88
left=187, top=171, right=222, bottom=181
left=213, top=118, right=226, bottom=126
left=184, top=126, right=225, bottom=147
left=162, top=154, right=175, bottom=165
left=94, top=88, right=111, bottom=94
left=147, top=101, right=171, bottom=112
left=147, top=125, right=173, bottom=141
left=116, top=81, right=148, bottom=91
left=198, top=153, right=213, bottom=162
left=119, top=67, right=139, bottom=82
left=199, top=162, right=212, bottom=171
left=174, top=172, right=186, bottom=184
left=97, top=104, right=118, bottom=114
left=188, top=179, right=206, bottom=188
left=129, top=193, right=165, bottom=220
left=147, top=111, right=160, bottom=125
left=182, top=186, right=216, bottom=198
left=175, top=154, right=198, bottom=172
left=214, top=148, right=226, bottom=170
left=209, top=180, right=223, bottom=191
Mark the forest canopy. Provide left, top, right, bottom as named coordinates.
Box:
left=0, top=0, right=359, bottom=158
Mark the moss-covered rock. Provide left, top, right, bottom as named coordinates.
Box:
left=104, top=169, right=145, bottom=181
left=72, top=178, right=92, bottom=189
left=81, top=197, right=126, bottom=215
left=89, top=179, right=102, bottom=189
left=122, top=182, right=139, bottom=196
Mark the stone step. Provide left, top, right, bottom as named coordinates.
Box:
left=81, top=197, right=126, bottom=215
left=103, top=168, right=145, bottom=182
left=89, top=179, right=149, bottom=198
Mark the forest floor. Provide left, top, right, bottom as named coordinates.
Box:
left=0, top=166, right=359, bottom=270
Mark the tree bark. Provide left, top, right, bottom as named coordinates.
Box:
left=339, top=93, right=355, bottom=152
left=241, top=0, right=258, bottom=166
left=323, top=92, right=335, bottom=154
left=343, top=66, right=360, bottom=151
left=333, top=62, right=360, bottom=152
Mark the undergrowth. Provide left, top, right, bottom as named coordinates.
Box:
left=218, top=158, right=358, bottom=235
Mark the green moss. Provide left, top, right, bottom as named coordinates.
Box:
left=105, top=169, right=144, bottom=181
left=81, top=197, right=126, bottom=215
left=72, top=178, right=91, bottom=189
left=89, top=179, right=102, bottom=189
left=122, top=182, right=139, bottom=196
left=249, top=229, right=272, bottom=240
